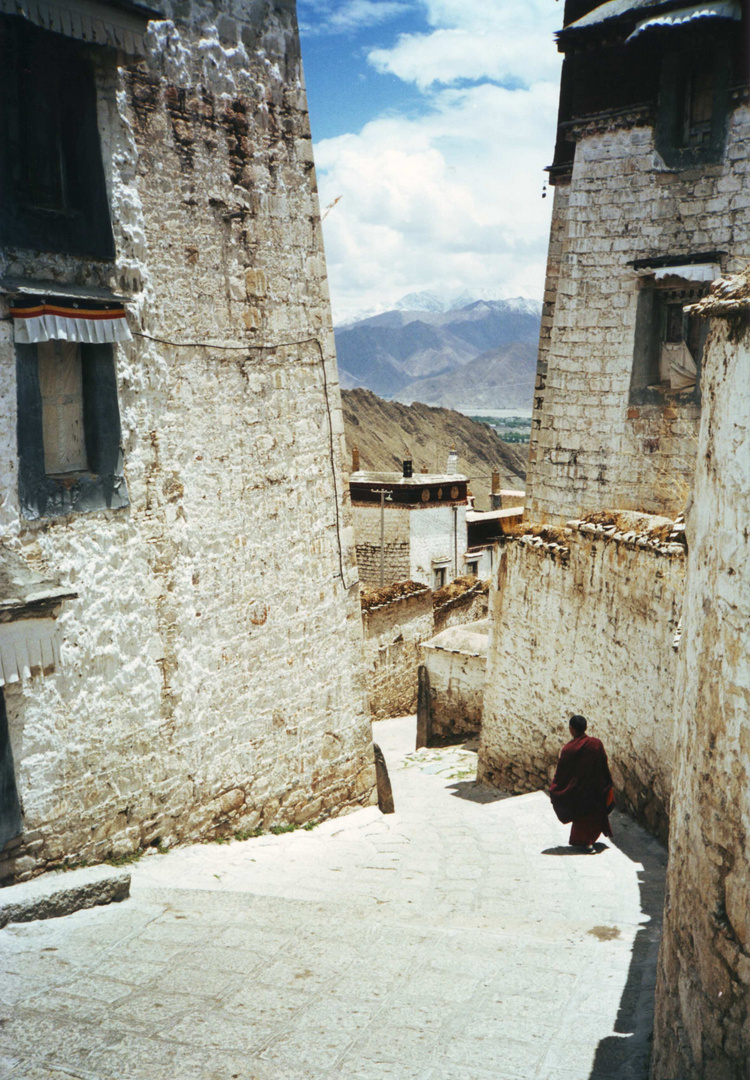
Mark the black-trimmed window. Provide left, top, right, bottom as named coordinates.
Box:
left=0, top=15, right=114, bottom=257
left=656, top=46, right=730, bottom=169
left=630, top=283, right=708, bottom=405
left=0, top=690, right=22, bottom=851
left=16, top=343, right=128, bottom=519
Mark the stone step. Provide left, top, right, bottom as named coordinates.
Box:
left=0, top=865, right=130, bottom=928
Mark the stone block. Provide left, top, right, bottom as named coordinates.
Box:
left=244, top=267, right=267, bottom=297
left=373, top=744, right=394, bottom=815
left=0, top=865, right=130, bottom=928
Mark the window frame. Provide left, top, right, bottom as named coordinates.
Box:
left=655, top=43, right=731, bottom=169
left=0, top=14, right=115, bottom=258
left=630, top=281, right=709, bottom=406
left=16, top=341, right=128, bottom=519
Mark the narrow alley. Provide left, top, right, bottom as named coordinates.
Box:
left=0, top=717, right=666, bottom=1080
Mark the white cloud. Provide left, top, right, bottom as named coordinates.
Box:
left=306, top=0, right=564, bottom=322
left=298, top=0, right=411, bottom=35
left=368, top=0, right=561, bottom=88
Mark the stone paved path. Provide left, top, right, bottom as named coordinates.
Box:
left=0, top=717, right=667, bottom=1080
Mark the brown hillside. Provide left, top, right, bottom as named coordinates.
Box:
left=341, top=387, right=526, bottom=512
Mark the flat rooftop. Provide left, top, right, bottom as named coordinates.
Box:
left=351, top=471, right=467, bottom=485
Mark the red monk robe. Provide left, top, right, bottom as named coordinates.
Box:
left=549, top=733, right=614, bottom=846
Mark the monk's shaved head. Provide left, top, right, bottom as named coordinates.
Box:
left=569, top=714, right=588, bottom=735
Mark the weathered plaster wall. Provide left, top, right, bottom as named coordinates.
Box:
left=529, top=183, right=570, bottom=480
left=433, top=577, right=489, bottom=633
left=352, top=504, right=410, bottom=587
left=361, top=585, right=433, bottom=720
left=360, top=576, right=490, bottom=722
left=527, top=106, right=750, bottom=523
left=420, top=620, right=488, bottom=744
left=463, top=545, right=493, bottom=581
left=653, top=315, right=750, bottom=1079
left=0, top=0, right=376, bottom=881
left=410, top=504, right=467, bottom=585
left=478, top=516, right=685, bottom=841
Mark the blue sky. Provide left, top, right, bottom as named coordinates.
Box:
left=297, top=0, right=564, bottom=322
left=298, top=3, right=431, bottom=140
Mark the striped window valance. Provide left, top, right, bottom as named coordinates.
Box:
left=11, top=300, right=133, bottom=344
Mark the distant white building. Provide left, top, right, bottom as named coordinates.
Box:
left=350, top=450, right=522, bottom=588
left=350, top=454, right=469, bottom=589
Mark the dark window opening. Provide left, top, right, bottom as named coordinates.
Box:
left=630, top=284, right=708, bottom=406
left=656, top=46, right=730, bottom=168
left=0, top=15, right=114, bottom=257
left=0, top=690, right=22, bottom=851
left=16, top=342, right=128, bottom=519
left=433, top=566, right=447, bottom=590
left=682, top=67, right=714, bottom=148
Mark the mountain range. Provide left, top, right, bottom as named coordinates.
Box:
left=334, top=294, right=541, bottom=410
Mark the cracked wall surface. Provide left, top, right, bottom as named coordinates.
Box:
left=653, top=305, right=750, bottom=1080
left=0, top=0, right=376, bottom=882
left=479, top=515, right=686, bottom=842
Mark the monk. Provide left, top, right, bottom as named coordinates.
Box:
left=549, top=715, right=614, bottom=850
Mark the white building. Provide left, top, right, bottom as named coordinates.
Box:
left=350, top=458, right=470, bottom=589
left=0, top=0, right=375, bottom=883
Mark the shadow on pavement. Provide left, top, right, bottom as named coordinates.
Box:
left=445, top=780, right=513, bottom=804
left=586, top=810, right=668, bottom=1080
left=542, top=841, right=609, bottom=856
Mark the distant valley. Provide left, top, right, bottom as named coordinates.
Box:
left=334, top=293, right=541, bottom=411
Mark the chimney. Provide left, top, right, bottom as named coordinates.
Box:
left=446, top=445, right=458, bottom=475
left=402, top=458, right=413, bottom=478
left=491, top=469, right=502, bottom=511
left=352, top=444, right=360, bottom=472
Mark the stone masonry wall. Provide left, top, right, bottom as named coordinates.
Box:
left=528, top=183, right=569, bottom=484
left=0, top=0, right=376, bottom=882
left=420, top=625, right=488, bottom=744
left=360, top=576, right=489, bottom=721
left=433, top=578, right=489, bottom=634
left=410, top=504, right=467, bottom=585
left=653, top=312, right=750, bottom=1078
left=526, top=106, right=750, bottom=523
left=478, top=516, right=686, bottom=842
left=361, top=585, right=434, bottom=720
left=353, top=504, right=410, bottom=587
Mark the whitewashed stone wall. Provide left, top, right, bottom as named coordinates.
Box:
left=353, top=502, right=468, bottom=588
left=361, top=585, right=434, bottom=720
left=433, top=577, right=489, bottom=633
left=352, top=504, right=410, bottom=586
left=410, top=504, right=467, bottom=585
left=527, top=105, right=750, bottom=523
left=653, top=301, right=750, bottom=1078
left=478, top=517, right=685, bottom=841
left=0, top=0, right=376, bottom=881
left=360, top=576, right=489, bottom=722
left=470, top=546, right=493, bottom=581
left=420, top=620, right=488, bottom=744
